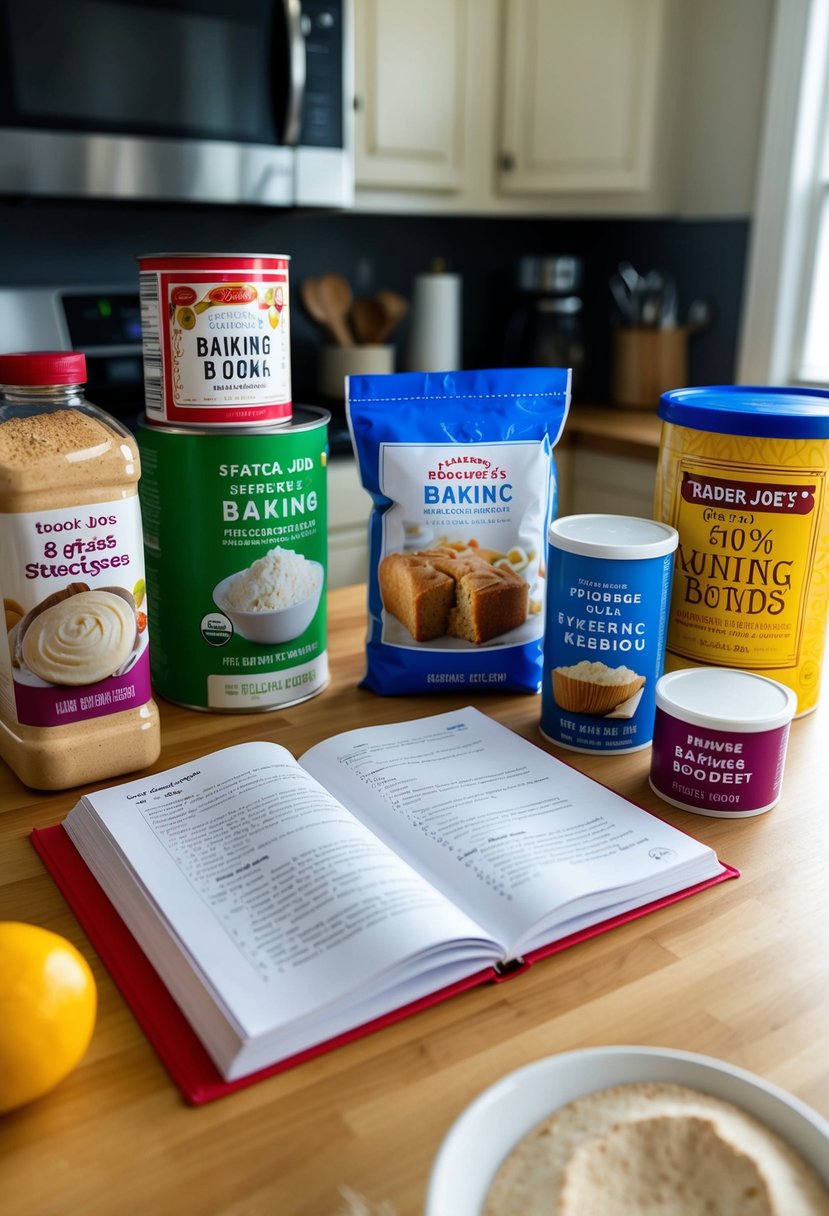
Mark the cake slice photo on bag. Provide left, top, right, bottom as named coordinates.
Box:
left=378, top=545, right=530, bottom=645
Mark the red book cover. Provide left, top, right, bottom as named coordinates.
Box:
left=30, top=823, right=738, bottom=1106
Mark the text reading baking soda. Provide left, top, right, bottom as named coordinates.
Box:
left=137, top=408, right=329, bottom=711
left=649, top=668, right=797, bottom=817
left=138, top=253, right=292, bottom=428
left=541, top=514, right=678, bottom=754
left=654, top=385, right=829, bottom=715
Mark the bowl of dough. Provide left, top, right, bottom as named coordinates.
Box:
left=425, top=1046, right=829, bottom=1216
left=213, top=547, right=324, bottom=645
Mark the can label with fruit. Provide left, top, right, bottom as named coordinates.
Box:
left=138, top=253, right=292, bottom=428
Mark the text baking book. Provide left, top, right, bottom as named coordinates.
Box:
left=32, top=706, right=737, bottom=1104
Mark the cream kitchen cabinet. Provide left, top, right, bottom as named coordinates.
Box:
left=561, top=448, right=657, bottom=518
left=327, top=456, right=371, bottom=589
left=354, top=0, right=676, bottom=214
left=353, top=0, right=474, bottom=193
left=498, top=0, right=668, bottom=197
left=353, top=0, right=770, bottom=218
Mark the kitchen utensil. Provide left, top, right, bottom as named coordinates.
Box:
left=617, top=259, right=642, bottom=297
left=373, top=289, right=409, bottom=343
left=314, top=273, right=354, bottom=347
left=609, top=271, right=634, bottom=325
left=300, top=274, right=355, bottom=347
left=349, top=296, right=386, bottom=345
left=658, top=274, right=678, bottom=328
left=299, top=277, right=329, bottom=334
left=640, top=269, right=665, bottom=327
left=686, top=297, right=713, bottom=331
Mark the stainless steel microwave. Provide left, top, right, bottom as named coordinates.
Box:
left=0, top=0, right=353, bottom=208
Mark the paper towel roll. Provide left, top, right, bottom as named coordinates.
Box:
left=406, top=273, right=462, bottom=371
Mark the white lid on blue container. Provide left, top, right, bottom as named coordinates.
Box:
left=658, top=385, right=829, bottom=438
left=548, top=514, right=679, bottom=560
left=655, top=668, right=798, bottom=732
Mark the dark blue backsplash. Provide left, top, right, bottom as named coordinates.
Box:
left=0, top=199, right=749, bottom=407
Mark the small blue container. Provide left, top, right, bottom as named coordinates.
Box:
left=541, top=514, right=679, bottom=753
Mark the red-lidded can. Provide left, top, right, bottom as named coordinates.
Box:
left=138, top=253, right=292, bottom=428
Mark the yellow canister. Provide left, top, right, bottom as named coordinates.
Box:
left=654, top=386, right=829, bottom=716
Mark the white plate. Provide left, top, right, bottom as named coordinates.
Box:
left=425, top=1046, right=829, bottom=1216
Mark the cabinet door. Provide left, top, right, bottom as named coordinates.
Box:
left=498, top=0, right=667, bottom=194
left=354, top=0, right=471, bottom=191
left=327, top=458, right=370, bottom=589
left=569, top=450, right=657, bottom=518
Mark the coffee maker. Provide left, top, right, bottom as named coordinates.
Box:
left=502, top=255, right=585, bottom=393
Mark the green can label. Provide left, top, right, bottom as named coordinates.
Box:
left=138, top=411, right=328, bottom=710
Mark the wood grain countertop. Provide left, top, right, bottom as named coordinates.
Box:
left=561, top=403, right=663, bottom=459
left=2, top=583, right=828, bottom=1215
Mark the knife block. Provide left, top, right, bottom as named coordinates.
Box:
left=612, top=327, right=689, bottom=409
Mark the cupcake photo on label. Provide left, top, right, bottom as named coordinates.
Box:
left=552, top=659, right=645, bottom=717
left=8, top=583, right=147, bottom=689
left=541, top=515, right=678, bottom=755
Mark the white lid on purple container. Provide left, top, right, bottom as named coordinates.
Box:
left=655, top=668, right=798, bottom=732
left=548, top=514, right=679, bottom=560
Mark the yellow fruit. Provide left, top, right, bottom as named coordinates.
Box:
left=0, top=922, right=97, bottom=1114
left=176, top=306, right=196, bottom=330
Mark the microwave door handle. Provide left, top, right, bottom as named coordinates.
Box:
left=281, top=0, right=306, bottom=145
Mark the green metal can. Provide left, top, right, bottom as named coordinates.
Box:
left=138, top=407, right=329, bottom=711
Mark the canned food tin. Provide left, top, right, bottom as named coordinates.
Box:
left=137, top=407, right=329, bottom=711
left=540, top=514, right=678, bottom=753
left=138, top=252, right=292, bottom=428
left=649, top=667, right=797, bottom=817
left=654, top=386, right=829, bottom=715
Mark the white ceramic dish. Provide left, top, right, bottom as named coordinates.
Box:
left=425, top=1046, right=829, bottom=1216
left=212, top=563, right=323, bottom=644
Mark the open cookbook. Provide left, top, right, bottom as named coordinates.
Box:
left=32, top=707, right=737, bottom=1104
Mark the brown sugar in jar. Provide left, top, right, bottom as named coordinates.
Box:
left=0, top=352, right=160, bottom=790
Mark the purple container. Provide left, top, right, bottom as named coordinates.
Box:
left=649, top=667, right=797, bottom=817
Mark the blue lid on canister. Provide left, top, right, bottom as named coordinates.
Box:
left=658, top=385, right=829, bottom=439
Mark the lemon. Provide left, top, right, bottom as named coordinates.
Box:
left=0, top=922, right=97, bottom=1114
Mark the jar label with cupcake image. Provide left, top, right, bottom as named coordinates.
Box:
left=541, top=515, right=678, bottom=753
left=0, top=496, right=151, bottom=728
left=347, top=368, right=571, bottom=696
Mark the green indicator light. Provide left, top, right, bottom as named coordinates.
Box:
left=98, top=299, right=113, bottom=319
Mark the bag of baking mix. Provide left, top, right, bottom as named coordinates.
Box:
left=347, top=367, right=571, bottom=695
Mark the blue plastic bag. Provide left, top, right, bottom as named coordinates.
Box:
left=347, top=368, right=571, bottom=695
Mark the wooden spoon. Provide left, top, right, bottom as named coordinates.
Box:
left=349, top=296, right=386, bottom=345
left=374, top=290, right=409, bottom=343
left=315, top=273, right=355, bottom=346
left=299, top=277, right=328, bottom=332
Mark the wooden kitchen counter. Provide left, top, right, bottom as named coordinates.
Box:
left=562, top=402, right=663, bottom=459
left=2, top=584, right=828, bottom=1215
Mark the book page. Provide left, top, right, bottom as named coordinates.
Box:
left=65, top=741, right=501, bottom=1043
left=300, top=708, right=723, bottom=957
